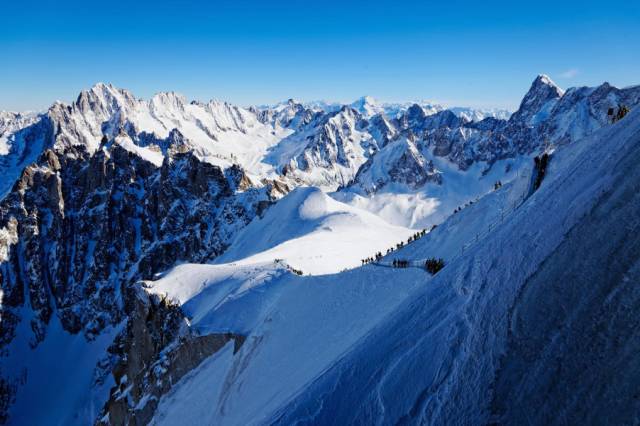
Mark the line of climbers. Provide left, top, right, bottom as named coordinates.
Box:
left=392, top=259, right=410, bottom=268
left=361, top=252, right=384, bottom=265
left=390, top=257, right=445, bottom=275
left=361, top=227, right=433, bottom=266
left=453, top=197, right=480, bottom=215
left=274, top=258, right=304, bottom=275
left=288, top=267, right=303, bottom=276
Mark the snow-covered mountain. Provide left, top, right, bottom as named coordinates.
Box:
left=2, top=76, right=634, bottom=208
left=340, top=75, right=640, bottom=226
left=509, top=74, right=564, bottom=126
left=261, top=107, right=640, bottom=425
left=0, top=75, right=639, bottom=424
left=0, top=111, right=50, bottom=197
left=147, top=106, right=640, bottom=425
left=349, top=95, right=387, bottom=118
left=303, top=96, right=510, bottom=121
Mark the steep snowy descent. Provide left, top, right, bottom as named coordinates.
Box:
left=145, top=107, right=640, bottom=425
left=271, top=108, right=640, bottom=425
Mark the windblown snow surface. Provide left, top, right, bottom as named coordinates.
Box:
left=216, top=187, right=415, bottom=275
left=145, top=109, right=640, bottom=425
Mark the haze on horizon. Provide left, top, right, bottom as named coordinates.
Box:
left=1, top=0, right=639, bottom=112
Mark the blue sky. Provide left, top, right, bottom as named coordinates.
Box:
left=1, top=0, right=639, bottom=111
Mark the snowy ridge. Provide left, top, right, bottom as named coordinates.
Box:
left=48, top=83, right=290, bottom=180
left=270, top=108, right=640, bottom=425
left=148, top=107, right=640, bottom=425
left=1, top=76, right=640, bottom=424
left=215, top=187, right=415, bottom=275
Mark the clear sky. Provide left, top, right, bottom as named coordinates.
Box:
left=1, top=0, right=639, bottom=111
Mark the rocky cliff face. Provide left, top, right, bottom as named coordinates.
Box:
left=252, top=98, right=321, bottom=130
left=0, top=138, right=271, bottom=348
left=351, top=136, right=442, bottom=192
left=0, top=136, right=275, bottom=423
left=96, top=284, right=246, bottom=426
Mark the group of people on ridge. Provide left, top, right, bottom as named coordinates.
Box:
left=361, top=252, right=384, bottom=265
left=393, top=259, right=410, bottom=268
left=361, top=227, right=431, bottom=266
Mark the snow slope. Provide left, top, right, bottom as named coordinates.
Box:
left=271, top=109, right=640, bottom=424
left=2, top=78, right=639, bottom=424
left=148, top=262, right=427, bottom=426
left=337, top=153, right=531, bottom=228
left=0, top=112, right=49, bottom=198
left=147, top=108, right=640, bottom=425
left=5, top=312, right=118, bottom=425
left=216, top=187, right=414, bottom=275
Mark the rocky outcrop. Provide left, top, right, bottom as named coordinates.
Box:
left=349, top=136, right=442, bottom=192
left=252, top=98, right=321, bottom=130
left=509, top=74, right=564, bottom=127
left=0, top=137, right=271, bottom=423
left=0, top=140, right=270, bottom=350
left=97, top=286, right=245, bottom=426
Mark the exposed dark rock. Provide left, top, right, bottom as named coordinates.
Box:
left=0, top=141, right=270, bottom=348
left=98, top=285, right=245, bottom=426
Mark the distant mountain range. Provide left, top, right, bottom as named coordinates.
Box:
left=1, top=75, right=639, bottom=424
left=291, top=95, right=512, bottom=121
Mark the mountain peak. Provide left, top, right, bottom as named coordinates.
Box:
left=355, top=95, right=377, bottom=104
left=285, top=98, right=304, bottom=108
left=509, top=74, right=564, bottom=126
left=533, top=74, right=563, bottom=94
left=351, top=96, right=382, bottom=118
left=87, top=82, right=131, bottom=99
left=72, top=82, right=137, bottom=118
left=151, top=91, right=187, bottom=108
left=267, top=98, right=301, bottom=111
left=91, top=81, right=113, bottom=90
